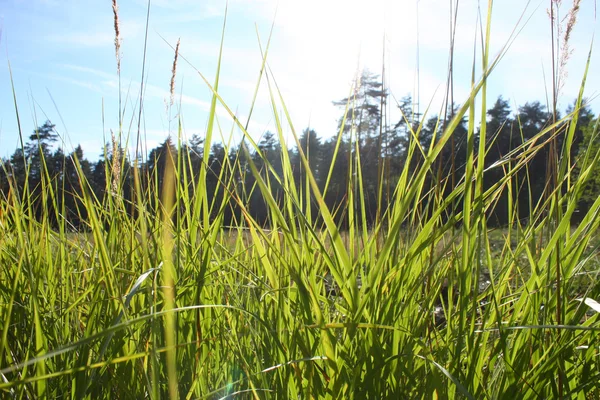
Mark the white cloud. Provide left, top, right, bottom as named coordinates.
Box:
left=47, top=19, right=144, bottom=48
left=59, top=64, right=116, bottom=79
left=47, top=32, right=114, bottom=48
left=48, top=74, right=105, bottom=94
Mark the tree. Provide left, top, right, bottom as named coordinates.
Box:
left=516, top=101, right=552, bottom=215
left=518, top=101, right=551, bottom=140
left=573, top=111, right=599, bottom=215
left=482, top=96, right=515, bottom=224
left=333, top=70, right=387, bottom=142
left=422, top=103, right=469, bottom=190
left=484, top=97, right=516, bottom=168
left=256, top=132, right=282, bottom=175
left=27, top=120, right=58, bottom=155
left=293, top=129, right=322, bottom=185
left=389, top=95, right=418, bottom=161
left=333, top=69, right=388, bottom=225
left=62, top=145, right=92, bottom=228
left=245, top=132, right=284, bottom=224
left=25, top=120, right=59, bottom=183
left=184, top=134, right=204, bottom=175
left=320, top=135, right=350, bottom=226
left=147, top=137, right=177, bottom=199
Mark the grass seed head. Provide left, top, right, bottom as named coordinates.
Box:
left=112, top=0, right=121, bottom=75
left=110, top=129, right=121, bottom=195
left=169, top=38, right=180, bottom=107
left=558, top=0, right=581, bottom=94
left=548, top=0, right=581, bottom=98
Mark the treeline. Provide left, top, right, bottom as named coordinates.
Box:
left=1, top=70, right=598, bottom=229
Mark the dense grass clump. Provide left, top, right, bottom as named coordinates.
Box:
left=2, top=1, right=600, bottom=398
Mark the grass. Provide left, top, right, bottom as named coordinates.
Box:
left=2, top=0, right=600, bottom=398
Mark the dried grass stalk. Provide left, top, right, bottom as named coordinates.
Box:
left=558, top=0, right=581, bottom=92
left=112, top=0, right=122, bottom=75
left=169, top=38, right=181, bottom=107
left=110, top=129, right=121, bottom=195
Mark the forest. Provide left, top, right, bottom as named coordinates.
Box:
left=1, top=70, right=597, bottom=229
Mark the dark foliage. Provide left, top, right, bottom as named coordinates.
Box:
left=0, top=87, right=597, bottom=230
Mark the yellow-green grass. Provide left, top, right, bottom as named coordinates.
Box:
left=1, top=1, right=600, bottom=398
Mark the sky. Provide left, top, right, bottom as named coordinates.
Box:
left=0, top=0, right=598, bottom=161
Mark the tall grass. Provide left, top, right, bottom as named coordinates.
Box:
left=1, top=1, right=600, bottom=398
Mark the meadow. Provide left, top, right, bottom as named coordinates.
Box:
left=2, top=1, right=600, bottom=398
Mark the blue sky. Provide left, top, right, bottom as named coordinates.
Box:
left=0, top=0, right=598, bottom=161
